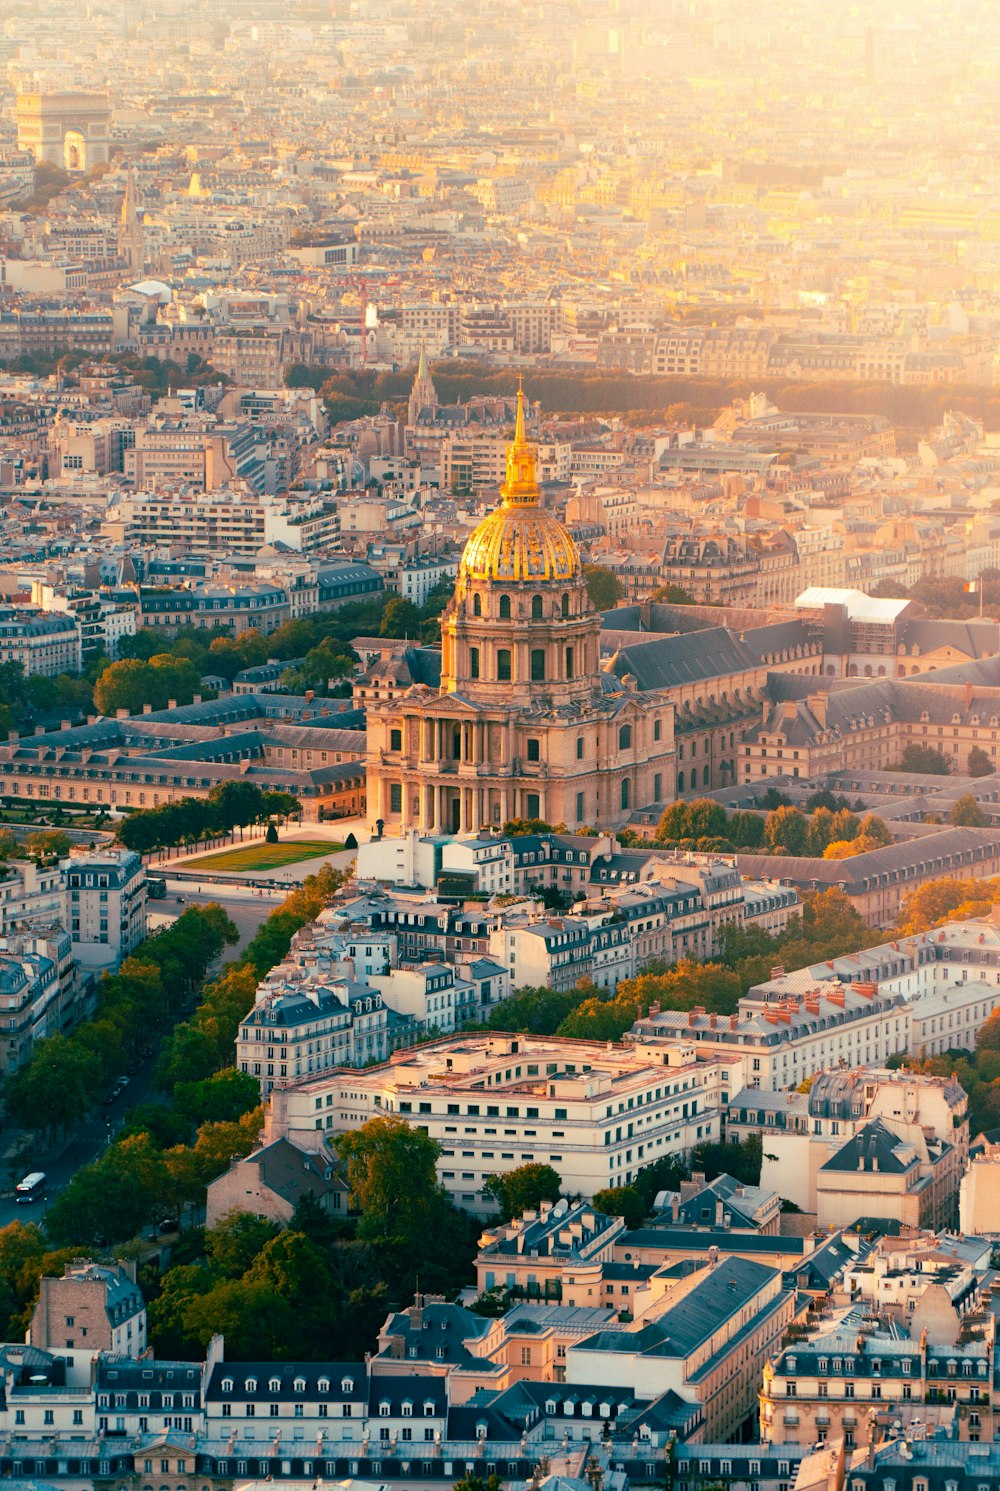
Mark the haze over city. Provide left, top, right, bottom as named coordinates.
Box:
left=4, top=6, right=1000, bottom=1491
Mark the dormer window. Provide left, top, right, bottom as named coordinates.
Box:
left=423, top=1401, right=436, bottom=1417
left=340, top=1378, right=353, bottom=1393
left=546, top=1400, right=558, bottom=1414
left=401, top=1401, right=413, bottom=1418
left=269, top=1378, right=281, bottom=1392
left=222, top=1379, right=233, bottom=1394
left=318, top=1379, right=330, bottom=1394
left=379, top=1401, right=390, bottom=1417
left=245, top=1378, right=257, bottom=1393
left=293, top=1378, right=306, bottom=1395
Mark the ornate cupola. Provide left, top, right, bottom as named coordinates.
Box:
left=440, top=382, right=600, bottom=704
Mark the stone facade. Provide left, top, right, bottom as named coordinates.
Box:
left=365, top=388, right=675, bottom=834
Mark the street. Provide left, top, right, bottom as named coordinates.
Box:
left=0, top=886, right=276, bottom=1228
left=162, top=883, right=279, bottom=959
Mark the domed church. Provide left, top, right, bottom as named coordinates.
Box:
left=365, top=386, right=676, bottom=835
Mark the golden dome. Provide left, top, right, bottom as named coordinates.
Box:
left=459, top=383, right=582, bottom=584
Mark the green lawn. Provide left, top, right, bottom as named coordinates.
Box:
left=183, top=839, right=344, bottom=872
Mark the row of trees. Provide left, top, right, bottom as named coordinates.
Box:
left=116, top=782, right=300, bottom=856
left=5, top=904, right=238, bottom=1141
left=291, top=359, right=1000, bottom=432
left=653, top=796, right=894, bottom=859
left=0, top=863, right=355, bottom=1347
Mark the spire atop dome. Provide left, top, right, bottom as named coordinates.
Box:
left=501, top=377, right=539, bottom=508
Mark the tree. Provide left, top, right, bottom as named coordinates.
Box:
left=23, top=829, right=70, bottom=861
left=893, top=743, right=951, bottom=775
left=335, top=1115, right=444, bottom=1246
left=93, top=655, right=204, bottom=715
left=857, top=813, right=892, bottom=847
left=379, top=596, right=422, bottom=638
left=207, top=779, right=266, bottom=839
left=484, top=983, right=590, bottom=1035
left=654, top=583, right=696, bottom=605
left=689, top=1133, right=762, bottom=1186
left=968, top=746, right=994, bottom=778
left=5, top=1035, right=101, bottom=1139
left=584, top=565, right=622, bottom=610
left=823, top=839, right=861, bottom=859
left=592, top=1185, right=645, bottom=1230
left=173, top=1068, right=261, bottom=1126
left=484, top=1163, right=561, bottom=1222
left=181, top=1278, right=298, bottom=1358
left=952, top=793, right=987, bottom=827
left=265, top=821, right=279, bottom=843
left=894, top=876, right=982, bottom=935
left=44, top=1133, right=166, bottom=1246
left=204, top=1212, right=281, bottom=1278
left=764, top=805, right=809, bottom=856
left=453, top=1476, right=503, bottom=1491
left=976, top=1004, right=1000, bottom=1058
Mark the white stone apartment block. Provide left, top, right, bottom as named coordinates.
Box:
left=263, top=1033, right=744, bottom=1214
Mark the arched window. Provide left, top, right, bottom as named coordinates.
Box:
left=619, top=724, right=632, bottom=749
left=565, top=647, right=574, bottom=679
left=703, top=765, right=710, bottom=786
left=561, top=593, right=570, bottom=618
left=654, top=718, right=662, bottom=741
left=621, top=779, right=630, bottom=810
left=473, top=594, right=482, bottom=617
left=499, top=594, right=511, bottom=620
left=530, top=649, right=545, bottom=681
left=498, top=650, right=512, bottom=682
left=678, top=771, right=685, bottom=792
left=470, top=647, right=480, bottom=680
left=531, top=594, right=543, bottom=619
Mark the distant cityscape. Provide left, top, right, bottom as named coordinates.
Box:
left=4, top=6, right=1000, bottom=1491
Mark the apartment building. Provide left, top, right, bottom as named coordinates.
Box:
left=568, top=1255, right=795, bottom=1443
left=727, top=1068, right=969, bottom=1214
left=0, top=943, right=62, bottom=1076
left=111, top=487, right=268, bottom=553
left=30, top=1262, right=146, bottom=1358
left=263, top=1033, right=742, bottom=1214
left=475, top=1198, right=628, bottom=1303
left=815, top=1117, right=960, bottom=1232
left=62, top=847, right=147, bottom=970
left=760, top=1304, right=996, bottom=1448
left=0, top=605, right=81, bottom=676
